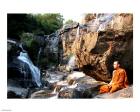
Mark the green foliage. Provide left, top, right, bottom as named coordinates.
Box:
left=8, top=13, right=64, bottom=40
left=28, top=39, right=40, bottom=64
left=20, top=32, right=40, bottom=64
left=8, top=14, right=29, bottom=40
left=34, top=13, right=64, bottom=34
left=64, top=19, right=77, bottom=25
left=20, top=33, right=34, bottom=47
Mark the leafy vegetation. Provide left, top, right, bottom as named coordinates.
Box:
left=8, top=13, right=64, bottom=40
left=64, top=19, right=77, bottom=25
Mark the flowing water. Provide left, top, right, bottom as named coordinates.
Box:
left=37, top=47, right=42, bottom=66
left=87, top=14, right=115, bottom=32
left=76, top=26, right=80, bottom=38
left=18, top=52, right=42, bottom=87
left=67, top=55, right=76, bottom=71
left=47, top=71, right=85, bottom=98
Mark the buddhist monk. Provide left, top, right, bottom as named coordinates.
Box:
left=99, top=61, right=128, bottom=94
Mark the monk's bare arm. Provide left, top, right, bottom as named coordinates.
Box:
left=109, top=70, right=115, bottom=85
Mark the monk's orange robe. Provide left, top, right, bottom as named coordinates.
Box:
left=99, top=68, right=128, bottom=94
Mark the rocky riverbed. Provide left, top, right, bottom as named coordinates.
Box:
left=7, top=70, right=133, bottom=99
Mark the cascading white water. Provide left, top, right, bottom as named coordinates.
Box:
left=68, top=55, right=75, bottom=67
left=19, top=43, right=26, bottom=52
left=17, top=52, right=42, bottom=87
left=37, top=47, right=42, bottom=65
left=47, top=32, right=59, bottom=53
left=76, top=26, right=80, bottom=38
left=97, top=14, right=114, bottom=31
left=87, top=14, right=115, bottom=32
left=67, top=55, right=76, bottom=71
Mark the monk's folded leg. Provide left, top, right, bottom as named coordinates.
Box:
left=109, top=85, right=122, bottom=93
left=99, top=85, right=111, bottom=94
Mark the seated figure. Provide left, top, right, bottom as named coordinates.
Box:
left=99, top=61, right=128, bottom=93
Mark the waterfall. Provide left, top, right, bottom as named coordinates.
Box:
left=67, top=55, right=76, bottom=71
left=48, top=32, right=59, bottom=53
left=87, top=14, right=115, bottom=32
left=19, top=43, right=26, bottom=52
left=17, top=52, right=42, bottom=87
left=52, top=86, right=57, bottom=94
left=97, top=14, right=114, bottom=31
left=76, top=26, right=80, bottom=38
left=37, top=47, right=42, bottom=66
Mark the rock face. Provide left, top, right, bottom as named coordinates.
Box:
left=60, top=13, right=133, bottom=84
left=7, top=79, right=29, bottom=98
left=30, top=89, right=56, bottom=99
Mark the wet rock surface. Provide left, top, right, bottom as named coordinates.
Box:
left=30, top=89, right=56, bottom=99
left=7, top=79, right=29, bottom=98
left=58, top=73, right=106, bottom=98
left=29, top=71, right=105, bottom=99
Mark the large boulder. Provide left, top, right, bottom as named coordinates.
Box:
left=58, top=73, right=106, bottom=98
left=111, top=13, right=133, bottom=31
left=42, top=71, right=67, bottom=90
left=60, top=13, right=133, bottom=84
left=73, top=30, right=133, bottom=83
left=29, top=89, right=56, bottom=99
left=7, top=79, right=29, bottom=98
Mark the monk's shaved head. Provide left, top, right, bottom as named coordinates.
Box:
left=114, top=61, right=120, bottom=64
left=113, top=61, right=120, bottom=69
